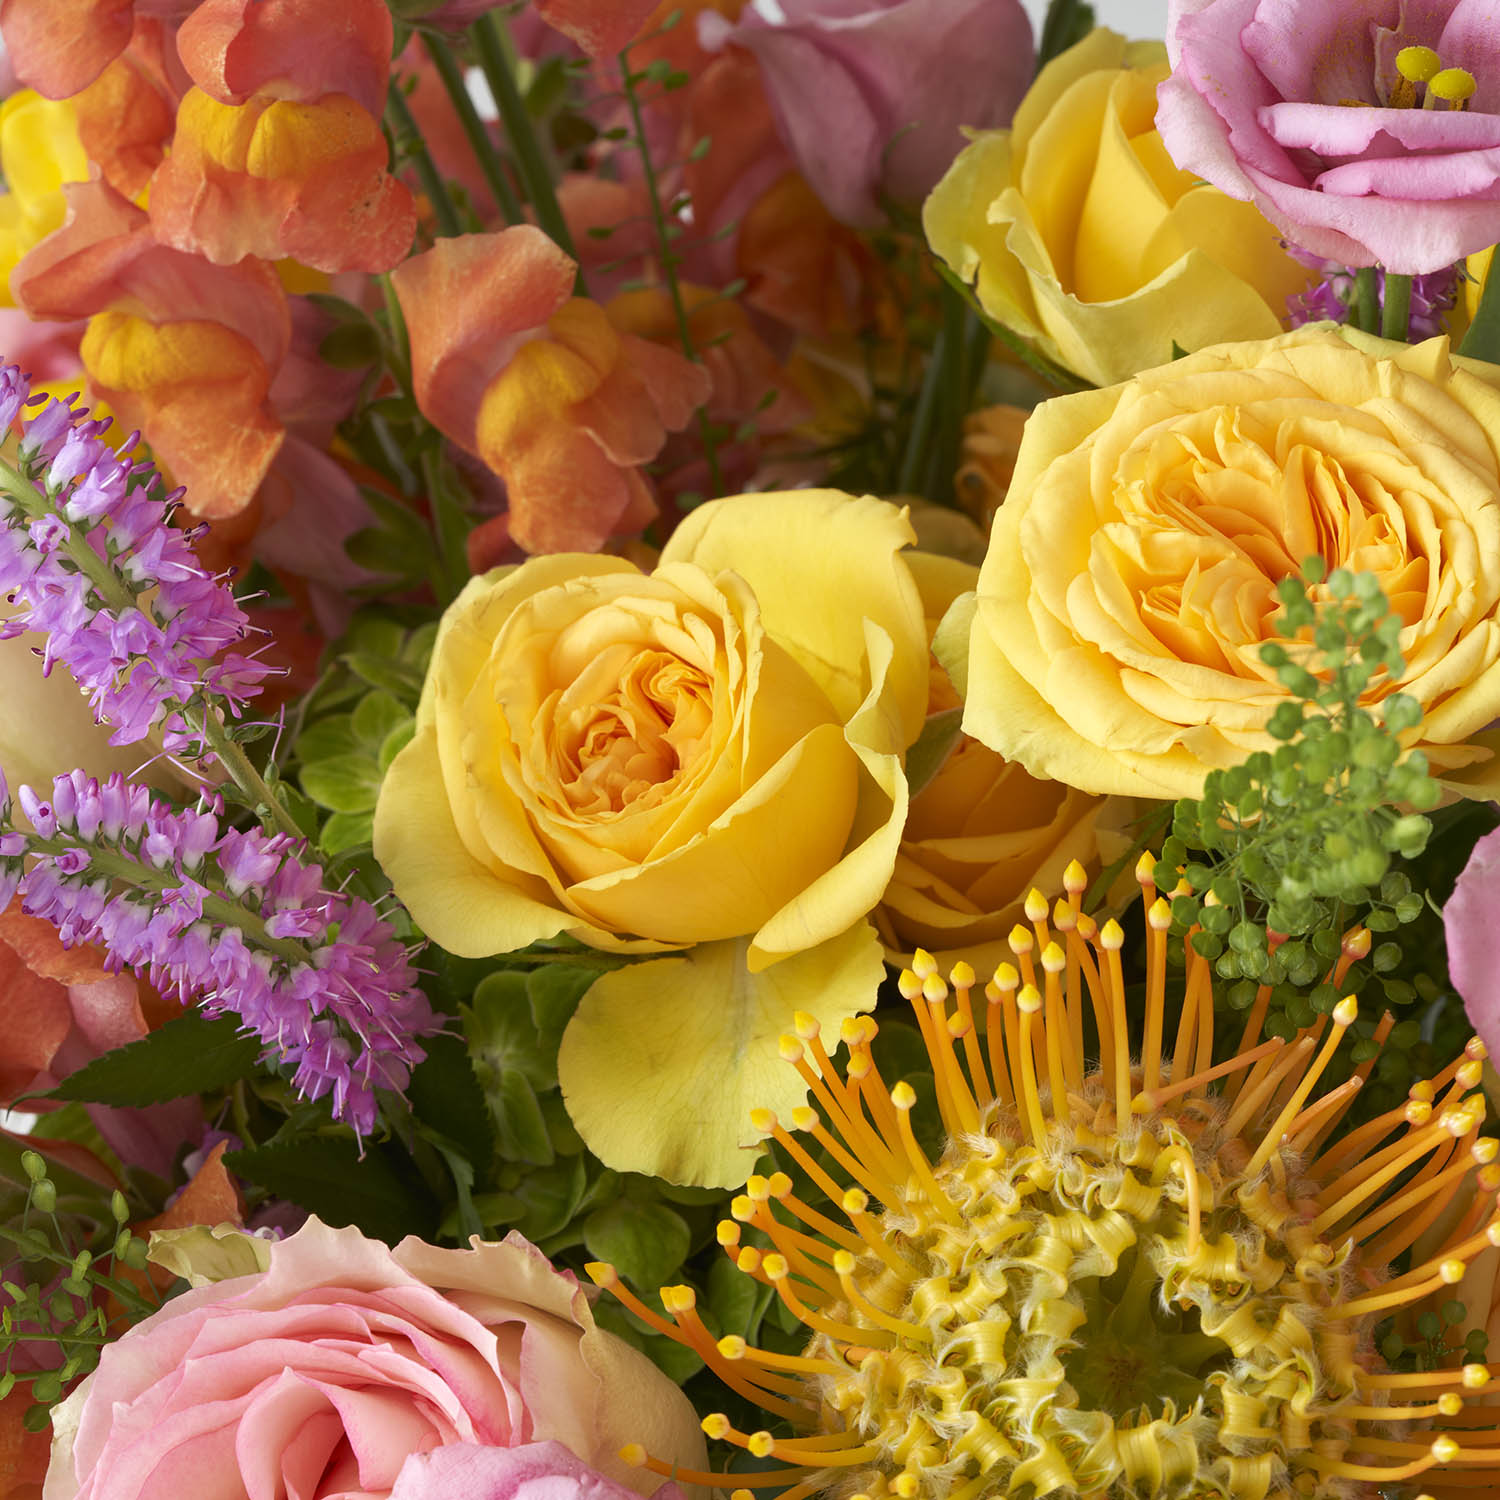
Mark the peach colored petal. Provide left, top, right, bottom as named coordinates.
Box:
left=0, top=927, right=70, bottom=1101
left=144, top=1142, right=243, bottom=1232
left=0, top=896, right=114, bottom=985
left=82, top=309, right=285, bottom=517
left=176, top=0, right=392, bottom=114
left=148, top=89, right=417, bottom=274
left=0, top=0, right=134, bottom=99
left=533, top=0, right=659, bottom=58
left=391, top=226, right=577, bottom=450
left=0, top=1382, right=50, bottom=1500
left=72, top=36, right=177, bottom=198
left=615, top=332, right=712, bottom=434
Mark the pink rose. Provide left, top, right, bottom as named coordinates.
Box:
left=1445, top=822, right=1500, bottom=1055
left=392, top=1440, right=683, bottom=1500
left=702, top=0, right=1034, bottom=227
left=1157, top=0, right=1500, bottom=275
left=43, top=1218, right=706, bottom=1500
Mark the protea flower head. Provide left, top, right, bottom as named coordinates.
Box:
left=590, top=858, right=1500, bottom=1500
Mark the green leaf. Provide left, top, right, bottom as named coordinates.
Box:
left=490, top=1068, right=555, bottom=1165
left=352, top=693, right=410, bottom=750
left=583, top=1195, right=691, bottom=1289
left=525, top=966, right=598, bottom=1035
left=904, top=707, right=963, bottom=798
left=53, top=1012, right=261, bottom=1107
left=345, top=652, right=425, bottom=702
left=224, top=1139, right=437, bottom=1245
left=318, top=810, right=373, bottom=856
left=407, top=1032, right=495, bottom=1172
left=1460, top=255, right=1500, bottom=365
left=511, top=1154, right=587, bottom=1241
left=294, top=714, right=359, bottom=766
left=466, top=972, right=561, bottom=1090
left=707, top=1251, right=772, bottom=1341
left=379, top=721, right=416, bottom=772
left=300, top=753, right=382, bottom=813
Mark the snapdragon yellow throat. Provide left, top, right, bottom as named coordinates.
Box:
left=591, top=859, right=1500, bottom=1500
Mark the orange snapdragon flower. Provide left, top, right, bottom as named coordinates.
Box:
left=534, top=0, right=662, bottom=57
left=148, top=0, right=415, bottom=272
left=392, top=226, right=711, bottom=555
left=0, top=0, right=193, bottom=100
left=12, top=180, right=290, bottom=517
left=71, top=16, right=183, bottom=198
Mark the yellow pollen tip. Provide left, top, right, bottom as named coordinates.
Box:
left=620, top=1444, right=648, bottom=1468
left=1333, top=996, right=1359, bottom=1026
left=1488, top=1219, right=1500, bottom=1248
left=1411, top=1080, right=1436, bottom=1103
left=1464, top=1364, right=1491, bottom=1389
left=748, top=1107, right=776, bottom=1136
left=891, top=1080, right=918, bottom=1110
left=912, top=948, right=938, bottom=979
left=1430, top=65, right=1476, bottom=101
left=1135, top=850, right=1158, bottom=883
left=731, top=1491, right=754, bottom=1500
left=767, top=1171, right=792, bottom=1197
left=792, top=1011, right=819, bottom=1040
left=1439, top=1392, right=1464, bottom=1416
left=1024, top=888, right=1049, bottom=921
left=1474, top=1138, right=1499, bottom=1164
left=1432, top=1436, right=1460, bottom=1463
left=1065, top=858, right=1088, bottom=892
left=1457, top=1057, right=1485, bottom=1088
left=762, top=1253, right=789, bottom=1279
left=1440, top=1258, right=1466, bottom=1284
left=833, top=1248, right=857, bottom=1275
left=777, top=1035, right=803, bottom=1063
left=1469, top=1035, right=1489, bottom=1060
left=993, top=962, right=1019, bottom=990
left=1147, top=897, right=1171, bottom=931
left=1406, top=1100, right=1433, bottom=1125
left=1481, top=1164, right=1500, bottom=1191
left=1053, top=898, right=1075, bottom=929
left=1041, top=941, right=1066, bottom=973
left=790, top=1106, right=817, bottom=1131
left=736, top=1248, right=761, bottom=1273
left=1008, top=924, right=1034, bottom=955
left=922, top=973, right=948, bottom=1004
left=1343, top=928, right=1371, bottom=958
left=748, top=1432, right=776, bottom=1459
left=702, top=1414, right=731, bottom=1440
left=585, top=1262, right=617, bottom=1287
left=1077, top=913, right=1098, bottom=939
left=948, top=1011, right=973, bottom=1039
left=1202, top=888, right=1221, bottom=908
left=894, top=1475, right=919, bottom=1498
left=745, top=1175, right=770, bottom=1200
left=1017, top=983, right=1042, bottom=1014
left=1397, top=44, right=1441, bottom=80
left=718, top=1335, right=747, bottom=1359
left=731, top=1196, right=753, bottom=1222
left=950, top=959, right=975, bottom=988
left=717, top=1221, right=740, bottom=1246
left=898, top=969, right=922, bottom=1000
left=1100, top=918, right=1125, bottom=950
left=843, top=1187, right=869, bottom=1214
left=660, top=1285, right=695, bottom=1313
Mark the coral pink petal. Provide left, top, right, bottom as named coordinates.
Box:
left=532, top=0, right=658, bottom=58
left=391, top=227, right=576, bottom=449
left=9, top=180, right=153, bottom=321
left=0, top=932, right=70, bottom=1100
left=0, top=0, right=134, bottom=97
left=615, top=334, right=711, bottom=435
left=176, top=0, right=393, bottom=112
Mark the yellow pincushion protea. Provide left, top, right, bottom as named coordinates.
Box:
left=589, top=859, right=1500, bottom=1500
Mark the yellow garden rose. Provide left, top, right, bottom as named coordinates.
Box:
left=876, top=551, right=1123, bottom=973
left=374, top=490, right=929, bottom=1186
left=923, top=28, right=1309, bottom=387
left=946, top=325, right=1500, bottom=801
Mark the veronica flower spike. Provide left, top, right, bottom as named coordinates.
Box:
left=0, top=767, right=436, bottom=1135
left=594, top=861, right=1500, bottom=1500
left=0, top=363, right=269, bottom=762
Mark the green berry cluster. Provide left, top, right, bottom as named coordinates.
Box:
left=1, top=1150, right=157, bottom=1432
left=1158, top=559, right=1440, bottom=1039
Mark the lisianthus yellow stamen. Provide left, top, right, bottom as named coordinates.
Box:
left=598, top=862, right=1500, bottom=1497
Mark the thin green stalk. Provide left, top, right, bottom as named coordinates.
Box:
left=378, top=273, right=412, bottom=391
left=1460, top=253, right=1500, bottom=362
left=200, top=715, right=304, bottom=841
left=1037, top=0, right=1083, bottom=69
left=421, top=33, right=526, bottom=226
left=386, top=77, right=463, bottom=239
left=921, top=286, right=972, bottom=504
left=897, top=320, right=950, bottom=496
left=1381, top=272, right=1412, bottom=342
left=419, top=447, right=472, bottom=605
left=618, top=46, right=723, bottom=497
left=1351, top=267, right=1379, bottom=333
left=473, top=12, right=579, bottom=266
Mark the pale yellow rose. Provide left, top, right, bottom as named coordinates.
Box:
left=374, top=490, right=930, bottom=1185
left=947, top=325, right=1500, bottom=801
left=876, top=552, right=1127, bottom=973
left=923, top=28, right=1310, bottom=387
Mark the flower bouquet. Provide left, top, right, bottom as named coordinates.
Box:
left=3, top=0, right=1500, bottom=1496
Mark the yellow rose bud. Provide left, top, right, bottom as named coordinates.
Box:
left=923, top=29, right=1310, bottom=387
left=948, top=324, right=1500, bottom=800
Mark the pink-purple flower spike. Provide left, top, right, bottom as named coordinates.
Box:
left=0, top=363, right=269, bottom=754
left=0, top=767, right=437, bottom=1136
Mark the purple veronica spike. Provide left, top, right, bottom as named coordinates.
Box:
left=7, top=768, right=437, bottom=1136
left=0, top=363, right=270, bottom=754
left=1286, top=250, right=1459, bottom=340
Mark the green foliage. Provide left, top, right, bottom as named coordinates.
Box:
left=1161, top=560, right=1441, bottom=1039
left=51, top=1011, right=262, bottom=1108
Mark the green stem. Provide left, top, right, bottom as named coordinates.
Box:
left=897, top=317, right=949, bottom=496
left=200, top=714, right=304, bottom=841
left=920, top=285, right=971, bottom=505
left=473, top=13, right=581, bottom=269
left=385, top=77, right=463, bottom=239
left=420, top=33, right=526, bottom=226
left=1036, top=0, right=1082, bottom=68
left=0, top=1136, right=122, bottom=1207
left=419, top=446, right=472, bottom=605
left=378, top=273, right=412, bottom=393
left=1381, top=272, right=1412, bottom=342
left=1351, top=267, right=1379, bottom=334
left=618, top=45, right=723, bottom=497
left=1459, top=253, right=1500, bottom=362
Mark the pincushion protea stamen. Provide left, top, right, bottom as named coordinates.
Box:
left=590, top=858, right=1500, bottom=1500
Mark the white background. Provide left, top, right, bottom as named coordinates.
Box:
left=1021, top=0, right=1167, bottom=39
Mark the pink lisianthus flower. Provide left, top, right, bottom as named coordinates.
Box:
left=392, top=1440, right=685, bottom=1500
left=1158, top=0, right=1500, bottom=275
left=43, top=1218, right=707, bottom=1500
left=1444, top=823, right=1500, bottom=1056
left=701, top=0, right=1034, bottom=227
